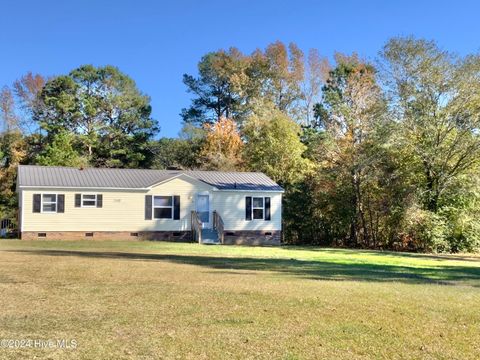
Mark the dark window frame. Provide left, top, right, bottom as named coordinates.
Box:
left=81, top=194, right=98, bottom=208
left=153, top=195, right=174, bottom=220
left=252, top=196, right=265, bottom=220
left=41, top=194, right=58, bottom=213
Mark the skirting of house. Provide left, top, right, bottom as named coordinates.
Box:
left=20, top=231, right=193, bottom=242
left=20, top=230, right=282, bottom=245
left=223, top=230, right=281, bottom=246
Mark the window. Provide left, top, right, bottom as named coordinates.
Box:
left=82, top=194, right=97, bottom=207
left=245, top=196, right=271, bottom=221
left=42, top=194, right=57, bottom=213
left=153, top=196, right=173, bottom=219
left=252, top=197, right=264, bottom=220
left=75, top=193, right=102, bottom=208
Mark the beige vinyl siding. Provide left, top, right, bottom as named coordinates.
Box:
left=211, top=191, right=282, bottom=231
left=21, top=175, right=282, bottom=232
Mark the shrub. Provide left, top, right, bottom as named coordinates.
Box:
left=402, top=207, right=449, bottom=252
left=440, top=207, right=480, bottom=253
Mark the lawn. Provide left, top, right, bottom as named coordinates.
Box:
left=0, top=240, right=479, bottom=359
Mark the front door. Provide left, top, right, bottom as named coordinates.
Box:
left=196, top=194, right=210, bottom=228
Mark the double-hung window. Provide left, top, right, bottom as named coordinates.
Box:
left=33, top=193, right=64, bottom=213
left=252, top=197, right=264, bottom=220
left=153, top=196, right=173, bottom=219
left=75, top=193, right=102, bottom=208
left=42, top=194, right=57, bottom=213
left=246, top=196, right=271, bottom=221
left=82, top=194, right=97, bottom=207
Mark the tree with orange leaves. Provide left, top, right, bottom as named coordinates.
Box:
left=199, top=117, right=243, bottom=171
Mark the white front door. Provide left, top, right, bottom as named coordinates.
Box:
left=196, top=194, right=210, bottom=228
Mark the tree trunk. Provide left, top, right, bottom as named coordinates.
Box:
left=353, top=170, right=369, bottom=247
left=424, top=162, right=439, bottom=212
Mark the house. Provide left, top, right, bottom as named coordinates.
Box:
left=16, top=165, right=283, bottom=245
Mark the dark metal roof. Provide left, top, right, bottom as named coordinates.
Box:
left=17, top=165, right=284, bottom=192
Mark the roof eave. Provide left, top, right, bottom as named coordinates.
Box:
left=18, top=185, right=150, bottom=191
left=213, top=188, right=285, bottom=193
left=18, top=185, right=285, bottom=193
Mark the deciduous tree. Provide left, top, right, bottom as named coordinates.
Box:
left=182, top=42, right=324, bottom=126
left=199, top=117, right=243, bottom=170
left=0, top=87, right=20, bottom=132
left=243, top=103, right=312, bottom=185
left=0, top=131, right=26, bottom=219
left=313, top=54, right=391, bottom=247
left=381, top=37, right=480, bottom=213
left=13, top=72, right=46, bottom=133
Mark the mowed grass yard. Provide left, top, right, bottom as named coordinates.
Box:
left=0, top=240, right=479, bottom=360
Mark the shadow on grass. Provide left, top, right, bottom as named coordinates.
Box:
left=284, top=246, right=480, bottom=263
left=8, top=249, right=480, bottom=286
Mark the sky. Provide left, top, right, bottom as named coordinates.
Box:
left=1, top=0, right=479, bottom=137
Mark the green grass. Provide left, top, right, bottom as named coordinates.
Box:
left=0, top=240, right=479, bottom=359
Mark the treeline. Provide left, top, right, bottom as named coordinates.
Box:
left=1, top=37, right=480, bottom=252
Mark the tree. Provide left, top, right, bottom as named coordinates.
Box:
left=0, top=87, right=20, bottom=132
left=150, top=138, right=201, bottom=170
left=199, top=117, right=243, bottom=170
left=381, top=37, right=480, bottom=213
left=36, top=131, right=86, bottom=167
left=181, top=49, right=250, bottom=124
left=313, top=54, right=391, bottom=247
left=243, top=103, right=312, bottom=185
left=301, top=49, right=330, bottom=126
left=150, top=124, right=205, bottom=170
left=0, top=131, right=26, bottom=219
left=34, top=65, right=158, bottom=168
left=0, top=73, right=46, bottom=135
left=182, top=42, right=323, bottom=126
left=0, top=87, right=26, bottom=219
left=12, top=72, right=46, bottom=134
left=261, top=42, right=305, bottom=119
left=379, top=37, right=480, bottom=251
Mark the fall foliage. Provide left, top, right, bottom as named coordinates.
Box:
left=2, top=38, right=480, bottom=252
left=200, top=117, right=243, bottom=171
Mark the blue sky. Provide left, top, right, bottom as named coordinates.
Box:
left=1, top=0, right=479, bottom=137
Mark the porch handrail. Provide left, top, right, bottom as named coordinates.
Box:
left=0, top=218, right=17, bottom=238
left=191, top=211, right=202, bottom=243
left=212, top=210, right=225, bottom=244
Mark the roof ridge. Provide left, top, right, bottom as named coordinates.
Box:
left=19, top=164, right=266, bottom=175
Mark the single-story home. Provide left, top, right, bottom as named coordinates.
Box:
left=16, top=165, right=283, bottom=245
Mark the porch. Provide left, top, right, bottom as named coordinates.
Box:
left=191, top=210, right=224, bottom=244
left=0, top=218, right=17, bottom=238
